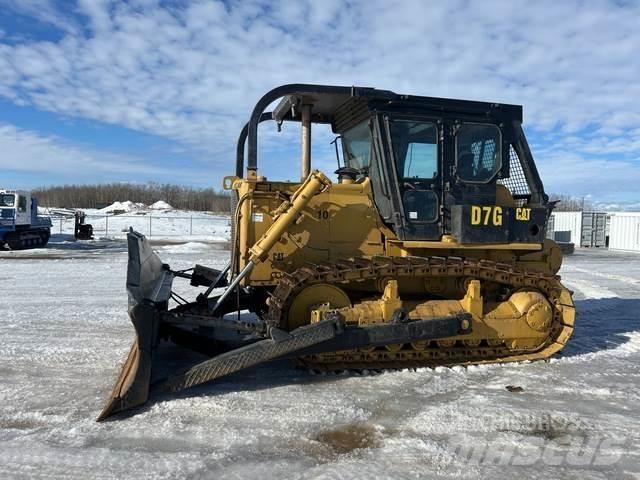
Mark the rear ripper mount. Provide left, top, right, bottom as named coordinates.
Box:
left=97, top=230, right=471, bottom=420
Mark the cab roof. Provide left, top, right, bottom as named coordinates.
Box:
left=271, top=85, right=523, bottom=131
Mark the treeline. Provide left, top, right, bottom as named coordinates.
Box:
left=548, top=193, right=593, bottom=212
left=31, top=185, right=593, bottom=213
left=33, top=183, right=231, bottom=212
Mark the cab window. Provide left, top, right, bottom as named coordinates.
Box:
left=342, top=121, right=371, bottom=172
left=0, top=194, right=15, bottom=207
left=456, top=124, right=502, bottom=182
left=340, top=120, right=393, bottom=220
left=389, top=119, right=439, bottom=223
left=390, top=120, right=438, bottom=179
left=18, top=196, right=27, bottom=212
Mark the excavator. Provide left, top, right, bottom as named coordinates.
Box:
left=98, top=84, right=575, bottom=421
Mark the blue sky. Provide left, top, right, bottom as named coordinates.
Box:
left=0, top=0, right=639, bottom=209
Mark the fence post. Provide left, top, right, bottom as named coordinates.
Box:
left=190, top=216, right=193, bottom=236
left=59, top=218, right=63, bottom=234
left=149, top=215, right=152, bottom=237
left=105, top=214, right=109, bottom=237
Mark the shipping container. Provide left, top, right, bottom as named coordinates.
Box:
left=550, top=212, right=582, bottom=244
left=546, top=214, right=554, bottom=239
left=580, top=212, right=607, bottom=247
left=609, top=213, right=640, bottom=252
left=549, top=211, right=608, bottom=247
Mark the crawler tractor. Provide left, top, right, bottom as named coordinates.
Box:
left=0, top=190, right=51, bottom=249
left=99, top=84, right=575, bottom=420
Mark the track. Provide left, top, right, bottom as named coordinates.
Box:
left=4, top=229, right=50, bottom=250
left=266, top=255, right=575, bottom=369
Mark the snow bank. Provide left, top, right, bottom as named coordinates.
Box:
left=159, top=241, right=213, bottom=253
left=149, top=200, right=173, bottom=210
left=98, top=201, right=145, bottom=214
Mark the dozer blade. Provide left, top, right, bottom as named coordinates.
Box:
left=98, top=231, right=472, bottom=421
left=98, top=230, right=172, bottom=421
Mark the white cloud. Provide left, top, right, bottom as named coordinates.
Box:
left=537, top=151, right=640, bottom=199
left=0, top=0, right=638, bottom=199
left=0, top=123, right=206, bottom=184
left=592, top=201, right=640, bottom=212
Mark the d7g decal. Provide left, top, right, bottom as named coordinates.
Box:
left=451, top=204, right=547, bottom=243
left=470, top=206, right=533, bottom=226
left=470, top=206, right=503, bottom=226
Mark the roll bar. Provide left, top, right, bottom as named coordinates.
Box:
left=248, top=85, right=346, bottom=173
left=238, top=84, right=389, bottom=177
left=235, top=112, right=273, bottom=177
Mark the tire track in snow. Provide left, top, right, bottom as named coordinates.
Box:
left=566, top=266, right=640, bottom=288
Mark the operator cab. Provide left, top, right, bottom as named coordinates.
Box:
left=0, top=192, right=16, bottom=226
left=337, top=103, right=544, bottom=243
left=237, top=84, right=549, bottom=245
left=0, top=191, right=33, bottom=226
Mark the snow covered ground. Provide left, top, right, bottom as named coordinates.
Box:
left=1, top=244, right=639, bottom=479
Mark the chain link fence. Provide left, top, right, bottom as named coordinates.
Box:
left=49, top=213, right=230, bottom=239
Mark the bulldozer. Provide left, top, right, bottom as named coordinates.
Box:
left=98, top=84, right=575, bottom=421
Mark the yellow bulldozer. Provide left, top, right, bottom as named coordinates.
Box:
left=98, top=84, right=575, bottom=421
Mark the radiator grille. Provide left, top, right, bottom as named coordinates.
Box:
left=498, top=145, right=531, bottom=204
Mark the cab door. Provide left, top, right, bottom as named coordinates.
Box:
left=14, top=194, right=31, bottom=226
left=383, top=116, right=443, bottom=240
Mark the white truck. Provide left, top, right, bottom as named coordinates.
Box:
left=0, top=190, right=52, bottom=249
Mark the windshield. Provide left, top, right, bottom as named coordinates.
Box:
left=0, top=194, right=15, bottom=207
left=342, top=121, right=371, bottom=172
left=456, top=123, right=502, bottom=182
left=390, top=120, right=438, bottom=179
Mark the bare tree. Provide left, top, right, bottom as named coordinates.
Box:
left=33, top=182, right=231, bottom=212
left=548, top=193, right=593, bottom=211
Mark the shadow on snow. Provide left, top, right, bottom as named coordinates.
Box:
left=560, top=297, right=640, bottom=358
